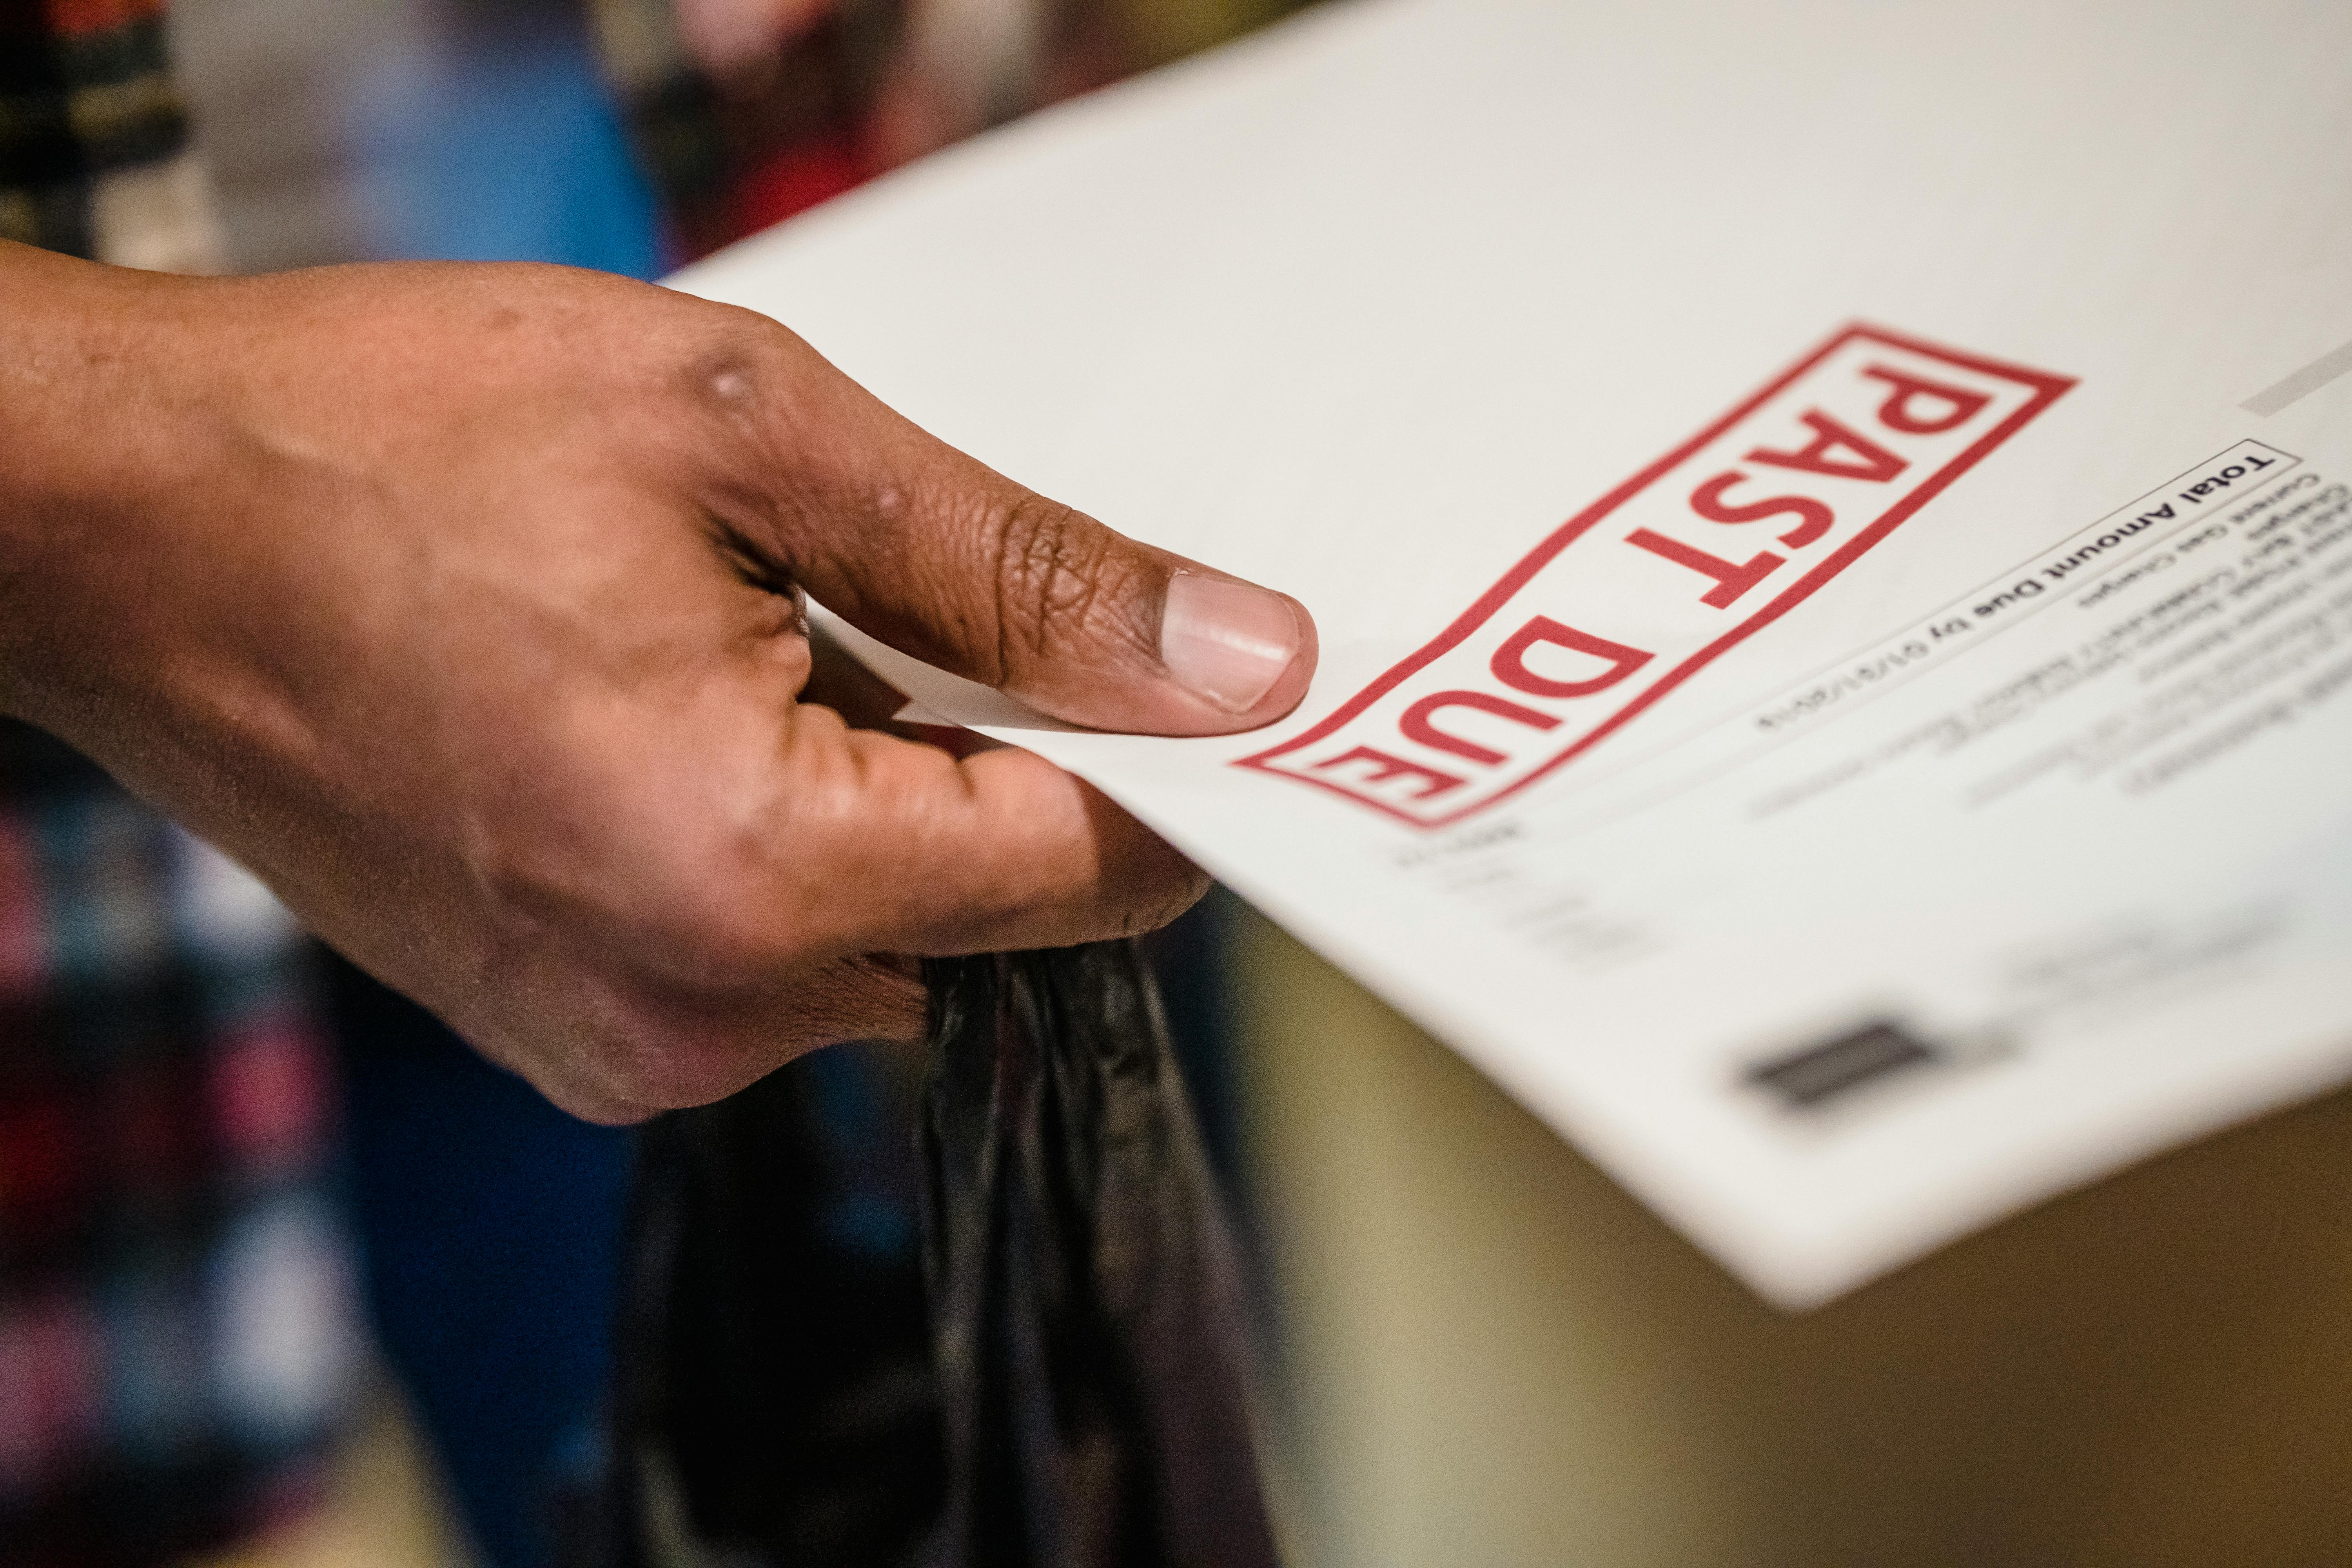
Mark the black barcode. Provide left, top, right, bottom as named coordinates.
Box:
left=1746, top=1021, right=1943, bottom=1110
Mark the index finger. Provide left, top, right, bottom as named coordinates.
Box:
left=775, top=703, right=1209, bottom=958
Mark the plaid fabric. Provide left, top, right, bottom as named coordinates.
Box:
left=0, top=0, right=223, bottom=269
left=0, top=724, right=363, bottom=1566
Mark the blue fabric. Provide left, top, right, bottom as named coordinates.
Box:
left=354, top=29, right=664, bottom=280
left=332, top=960, right=630, bottom=1568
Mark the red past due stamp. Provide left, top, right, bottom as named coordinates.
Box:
left=1235, top=324, right=2074, bottom=827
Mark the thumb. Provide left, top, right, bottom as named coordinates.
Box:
left=765, top=373, right=1317, bottom=736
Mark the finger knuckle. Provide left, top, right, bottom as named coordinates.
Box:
left=986, top=494, right=1144, bottom=670
left=680, top=312, right=804, bottom=415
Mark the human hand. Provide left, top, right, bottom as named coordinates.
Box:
left=0, top=244, right=1314, bottom=1121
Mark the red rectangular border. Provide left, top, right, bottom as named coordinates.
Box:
left=1236, top=323, right=2076, bottom=827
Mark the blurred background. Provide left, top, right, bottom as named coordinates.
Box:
left=6, top=2, right=2352, bottom=1565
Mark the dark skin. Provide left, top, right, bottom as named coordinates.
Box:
left=0, top=242, right=1316, bottom=1122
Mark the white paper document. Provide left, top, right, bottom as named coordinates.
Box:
left=676, top=0, right=2352, bottom=1305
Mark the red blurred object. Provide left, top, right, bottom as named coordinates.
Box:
left=655, top=0, right=1147, bottom=260
left=0, top=1091, right=83, bottom=1244
left=105, top=1058, right=205, bottom=1194
left=209, top=1018, right=330, bottom=1171
left=0, top=816, right=51, bottom=998
left=0, top=1291, right=102, bottom=1497
left=37, top=0, right=165, bottom=39
left=730, top=128, right=872, bottom=234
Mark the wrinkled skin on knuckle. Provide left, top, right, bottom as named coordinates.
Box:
left=986, top=492, right=1154, bottom=677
